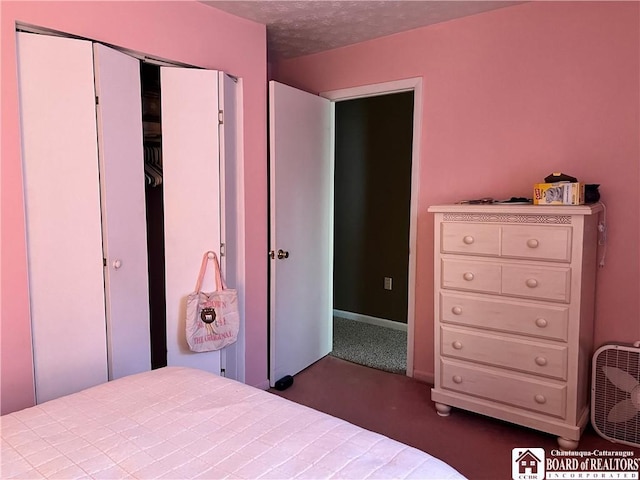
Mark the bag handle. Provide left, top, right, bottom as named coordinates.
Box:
left=194, top=251, right=226, bottom=292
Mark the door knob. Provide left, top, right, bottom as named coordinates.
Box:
left=277, top=249, right=289, bottom=259
left=269, top=249, right=290, bottom=259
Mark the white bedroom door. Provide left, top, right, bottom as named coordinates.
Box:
left=93, top=43, right=151, bottom=381
left=161, top=67, right=223, bottom=374
left=268, top=81, right=333, bottom=386
left=17, top=32, right=109, bottom=403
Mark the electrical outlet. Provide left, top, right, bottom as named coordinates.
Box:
left=384, top=277, right=393, bottom=290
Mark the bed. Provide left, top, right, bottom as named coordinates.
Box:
left=1, top=367, right=464, bottom=479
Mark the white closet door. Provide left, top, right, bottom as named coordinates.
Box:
left=17, top=33, right=108, bottom=403
left=93, top=44, right=151, bottom=380
left=161, top=68, right=222, bottom=373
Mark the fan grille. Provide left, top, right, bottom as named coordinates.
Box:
left=592, top=345, right=640, bottom=447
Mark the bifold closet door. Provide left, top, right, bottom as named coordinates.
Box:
left=93, top=43, right=151, bottom=380
left=161, top=68, right=222, bottom=373
left=17, top=33, right=108, bottom=403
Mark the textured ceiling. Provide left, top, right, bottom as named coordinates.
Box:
left=203, top=1, right=524, bottom=60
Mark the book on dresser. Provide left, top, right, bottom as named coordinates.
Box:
left=428, top=203, right=603, bottom=450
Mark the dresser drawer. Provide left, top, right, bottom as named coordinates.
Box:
left=441, top=326, right=568, bottom=380
left=502, top=264, right=571, bottom=302
left=501, top=225, right=572, bottom=262
left=441, top=259, right=501, bottom=294
left=440, top=292, right=569, bottom=341
left=441, top=223, right=500, bottom=256
left=440, top=359, right=567, bottom=418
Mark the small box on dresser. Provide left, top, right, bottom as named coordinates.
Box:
left=428, top=203, right=603, bottom=450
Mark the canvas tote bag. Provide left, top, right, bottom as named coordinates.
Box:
left=186, top=251, right=239, bottom=352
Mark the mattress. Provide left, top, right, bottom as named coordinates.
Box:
left=1, top=367, right=464, bottom=479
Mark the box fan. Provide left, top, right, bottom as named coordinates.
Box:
left=591, top=342, right=640, bottom=448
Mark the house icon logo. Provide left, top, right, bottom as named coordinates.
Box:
left=512, top=448, right=545, bottom=480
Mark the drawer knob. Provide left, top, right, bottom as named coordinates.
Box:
left=452, top=375, right=463, bottom=384
left=463, top=272, right=475, bottom=281
left=463, top=236, right=474, bottom=245
left=535, top=356, right=548, bottom=366
left=534, top=394, right=547, bottom=404
left=452, top=306, right=463, bottom=315
left=535, top=318, right=548, bottom=328
left=526, top=278, right=538, bottom=288
left=452, top=341, right=463, bottom=350
left=527, top=239, right=540, bottom=249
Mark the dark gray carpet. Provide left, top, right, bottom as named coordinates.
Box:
left=270, top=356, right=640, bottom=480
left=330, top=316, right=407, bottom=374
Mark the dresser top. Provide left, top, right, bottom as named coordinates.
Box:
left=428, top=203, right=603, bottom=215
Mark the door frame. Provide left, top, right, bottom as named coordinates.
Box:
left=321, top=77, right=422, bottom=377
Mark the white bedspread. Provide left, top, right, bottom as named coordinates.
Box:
left=1, top=367, right=464, bottom=479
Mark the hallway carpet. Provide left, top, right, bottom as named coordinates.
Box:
left=270, top=356, right=640, bottom=480
left=330, top=316, right=406, bottom=374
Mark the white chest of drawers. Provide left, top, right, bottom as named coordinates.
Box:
left=428, top=203, right=602, bottom=449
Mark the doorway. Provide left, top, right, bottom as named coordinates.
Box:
left=324, top=78, right=422, bottom=377
left=331, top=91, right=414, bottom=374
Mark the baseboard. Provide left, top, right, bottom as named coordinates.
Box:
left=333, top=309, right=408, bottom=332
left=412, top=369, right=434, bottom=385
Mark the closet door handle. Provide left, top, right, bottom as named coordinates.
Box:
left=112, top=259, right=122, bottom=270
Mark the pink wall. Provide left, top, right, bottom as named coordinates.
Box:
left=273, top=2, right=640, bottom=381
left=1, top=1, right=268, bottom=414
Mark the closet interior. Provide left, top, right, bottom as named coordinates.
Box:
left=141, top=63, right=167, bottom=370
